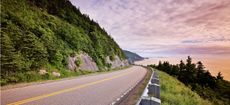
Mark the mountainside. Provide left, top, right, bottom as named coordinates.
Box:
left=1, top=0, right=127, bottom=85
left=123, top=50, right=144, bottom=63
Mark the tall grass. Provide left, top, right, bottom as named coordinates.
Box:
left=158, top=70, right=212, bottom=105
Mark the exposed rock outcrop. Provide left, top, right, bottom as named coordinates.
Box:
left=78, top=53, right=98, bottom=71
left=67, top=52, right=98, bottom=71
left=106, top=55, right=129, bottom=69
left=67, top=56, right=77, bottom=71
left=39, top=69, right=48, bottom=75
left=52, top=72, right=61, bottom=77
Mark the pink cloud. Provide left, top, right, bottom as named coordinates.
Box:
left=70, top=0, right=230, bottom=57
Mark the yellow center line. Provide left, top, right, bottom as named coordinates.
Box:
left=7, top=71, right=133, bottom=105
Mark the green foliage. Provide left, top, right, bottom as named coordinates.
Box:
left=216, top=72, right=223, bottom=80
left=150, top=56, right=230, bottom=105
left=105, top=63, right=112, bottom=70
left=1, top=33, right=18, bottom=77
left=17, top=71, right=42, bottom=82
left=109, top=55, right=115, bottom=61
left=75, top=57, right=82, bottom=67
left=159, top=70, right=212, bottom=105
left=1, top=0, right=126, bottom=85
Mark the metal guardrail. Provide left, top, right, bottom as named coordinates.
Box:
left=136, top=68, right=161, bottom=105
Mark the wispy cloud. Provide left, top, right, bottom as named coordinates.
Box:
left=70, top=0, right=230, bottom=57
left=182, top=36, right=230, bottom=44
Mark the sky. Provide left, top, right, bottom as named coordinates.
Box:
left=70, top=0, right=230, bottom=79
left=70, top=0, right=230, bottom=58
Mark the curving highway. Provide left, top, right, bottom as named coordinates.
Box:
left=1, top=66, right=147, bottom=105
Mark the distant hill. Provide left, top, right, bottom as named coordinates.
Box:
left=123, top=50, right=144, bottom=63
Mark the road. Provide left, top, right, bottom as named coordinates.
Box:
left=1, top=66, right=147, bottom=105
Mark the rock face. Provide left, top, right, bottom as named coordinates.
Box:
left=67, top=53, right=129, bottom=71
left=67, top=53, right=98, bottom=71
left=67, top=56, right=77, bottom=71
left=52, top=72, right=61, bottom=77
left=78, top=53, right=98, bottom=71
left=106, top=55, right=129, bottom=69
left=39, top=69, right=48, bottom=75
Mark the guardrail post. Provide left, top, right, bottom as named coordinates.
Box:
left=151, top=78, right=159, bottom=84
left=140, top=96, right=161, bottom=105
left=148, top=83, right=160, bottom=99
left=136, top=68, right=161, bottom=105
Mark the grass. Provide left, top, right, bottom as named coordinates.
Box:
left=1, top=65, right=132, bottom=90
left=158, top=70, right=213, bottom=105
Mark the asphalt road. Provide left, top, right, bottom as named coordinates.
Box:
left=1, top=66, right=147, bottom=105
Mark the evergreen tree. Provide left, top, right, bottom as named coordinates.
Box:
left=185, top=56, right=196, bottom=84
left=203, top=70, right=216, bottom=88
left=153, top=56, right=230, bottom=104
left=178, top=60, right=186, bottom=83
left=157, top=61, right=162, bottom=70
left=179, top=60, right=186, bottom=71
left=1, top=33, right=17, bottom=77
left=162, top=61, right=171, bottom=72
left=19, top=31, right=48, bottom=70
left=171, top=65, right=179, bottom=76
left=216, top=72, right=223, bottom=80
left=196, top=61, right=206, bottom=87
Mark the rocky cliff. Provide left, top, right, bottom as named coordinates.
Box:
left=67, top=52, right=98, bottom=71
left=105, top=55, right=129, bottom=69
left=68, top=53, right=129, bottom=71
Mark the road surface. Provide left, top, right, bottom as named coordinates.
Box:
left=1, top=66, right=147, bottom=105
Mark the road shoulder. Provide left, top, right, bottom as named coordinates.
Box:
left=116, top=66, right=152, bottom=105
left=1, top=66, right=132, bottom=91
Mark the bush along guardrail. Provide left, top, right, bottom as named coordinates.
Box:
left=137, top=68, right=161, bottom=105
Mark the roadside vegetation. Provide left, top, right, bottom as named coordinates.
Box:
left=1, top=65, right=132, bottom=90
left=1, top=0, right=126, bottom=85
left=158, top=70, right=212, bottom=105
left=149, top=56, right=230, bottom=105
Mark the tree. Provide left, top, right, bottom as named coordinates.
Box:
left=19, top=31, right=48, bottom=70
left=1, top=33, right=17, bottom=77
left=157, top=61, right=162, bottom=70
left=216, top=72, right=223, bottom=80
left=203, top=70, right=216, bottom=88
left=196, top=61, right=206, bottom=87
left=197, top=61, right=205, bottom=71
left=178, top=60, right=186, bottom=83
left=185, top=56, right=197, bottom=84
left=162, top=61, right=171, bottom=72
left=171, top=65, right=179, bottom=76
left=152, top=56, right=230, bottom=105
left=179, top=60, right=185, bottom=72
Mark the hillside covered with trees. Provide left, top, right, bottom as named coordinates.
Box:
left=1, top=0, right=126, bottom=85
left=149, top=56, right=230, bottom=105
left=123, top=50, right=144, bottom=63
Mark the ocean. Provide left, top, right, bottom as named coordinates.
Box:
left=135, top=55, right=230, bottom=81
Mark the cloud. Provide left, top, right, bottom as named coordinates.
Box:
left=182, top=36, right=230, bottom=44
left=173, top=46, right=230, bottom=55
left=70, top=0, right=230, bottom=57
